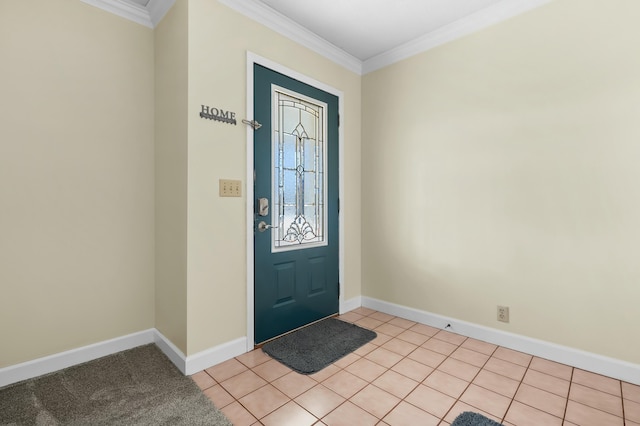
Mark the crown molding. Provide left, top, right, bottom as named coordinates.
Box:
left=83, top=0, right=552, bottom=74
left=147, top=0, right=176, bottom=27
left=218, top=0, right=363, bottom=75
left=362, top=0, right=553, bottom=74
left=81, top=0, right=175, bottom=28
left=219, top=0, right=552, bottom=76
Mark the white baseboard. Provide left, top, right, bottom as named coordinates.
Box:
left=154, top=330, right=247, bottom=375
left=340, top=296, right=362, bottom=314
left=1, top=330, right=248, bottom=388
left=184, top=337, right=247, bottom=375
left=362, top=297, right=640, bottom=386
left=8, top=298, right=636, bottom=388
left=0, top=329, right=155, bottom=388
left=153, top=329, right=187, bottom=373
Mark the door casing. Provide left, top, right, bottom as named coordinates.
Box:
left=245, top=52, right=346, bottom=351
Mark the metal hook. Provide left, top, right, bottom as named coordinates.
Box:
left=242, top=119, right=262, bottom=130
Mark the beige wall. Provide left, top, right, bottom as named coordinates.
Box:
left=0, top=0, right=361, bottom=367
left=0, top=0, right=155, bottom=367
left=362, top=0, right=640, bottom=364
left=184, top=0, right=362, bottom=354
left=8, top=0, right=634, bottom=373
left=154, top=0, right=189, bottom=354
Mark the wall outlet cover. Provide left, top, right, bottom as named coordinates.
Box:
left=497, top=306, right=510, bottom=323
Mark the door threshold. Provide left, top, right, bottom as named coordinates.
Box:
left=253, top=313, right=339, bottom=349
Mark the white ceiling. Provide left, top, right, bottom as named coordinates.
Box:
left=256, top=0, right=505, bottom=61
left=222, top=0, right=552, bottom=73
left=83, top=0, right=552, bottom=74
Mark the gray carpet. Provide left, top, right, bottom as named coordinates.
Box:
left=451, top=411, right=503, bottom=426
left=0, top=344, right=231, bottom=426
left=262, top=317, right=377, bottom=374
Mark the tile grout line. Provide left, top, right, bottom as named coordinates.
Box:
left=561, top=366, right=574, bottom=425
left=387, top=330, right=466, bottom=423
left=256, top=318, right=486, bottom=423
left=196, top=309, right=634, bottom=425
left=316, top=310, right=411, bottom=424
left=567, top=371, right=627, bottom=424
left=510, top=367, right=573, bottom=424
left=620, top=380, right=626, bottom=425
left=359, top=309, right=430, bottom=423
left=382, top=316, right=465, bottom=422
left=284, top=309, right=404, bottom=424
left=438, top=335, right=491, bottom=424
left=210, top=357, right=271, bottom=423
left=354, top=308, right=461, bottom=423
left=500, top=353, right=533, bottom=425
left=374, top=324, right=570, bottom=425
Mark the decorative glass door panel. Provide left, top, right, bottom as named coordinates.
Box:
left=253, top=63, right=338, bottom=344
left=272, top=86, right=327, bottom=252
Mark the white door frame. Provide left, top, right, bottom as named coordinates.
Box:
left=245, top=52, right=345, bottom=351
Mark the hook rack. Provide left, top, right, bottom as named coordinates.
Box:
left=242, top=119, right=262, bottom=130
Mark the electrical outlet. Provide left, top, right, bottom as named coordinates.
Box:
left=219, top=179, right=242, bottom=197
left=497, top=306, right=510, bottom=323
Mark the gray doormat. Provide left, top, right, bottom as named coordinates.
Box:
left=262, top=317, right=377, bottom=374
left=451, top=411, right=503, bottom=426
left=0, top=344, right=232, bottom=426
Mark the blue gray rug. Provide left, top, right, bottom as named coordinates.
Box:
left=262, top=318, right=377, bottom=374
left=451, top=411, right=503, bottom=426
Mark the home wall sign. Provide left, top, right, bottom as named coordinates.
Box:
left=200, top=104, right=237, bottom=125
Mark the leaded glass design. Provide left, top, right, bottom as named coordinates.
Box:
left=272, top=86, right=327, bottom=251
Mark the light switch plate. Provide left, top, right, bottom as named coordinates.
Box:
left=219, top=179, right=242, bottom=197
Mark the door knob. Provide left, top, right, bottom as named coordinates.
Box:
left=257, top=221, right=278, bottom=232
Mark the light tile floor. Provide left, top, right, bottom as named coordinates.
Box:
left=191, top=307, right=640, bottom=426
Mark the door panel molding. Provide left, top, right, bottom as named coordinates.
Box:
left=246, top=52, right=345, bottom=351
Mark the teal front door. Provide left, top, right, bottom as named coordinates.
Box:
left=253, top=64, right=339, bottom=344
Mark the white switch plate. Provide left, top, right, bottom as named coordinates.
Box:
left=219, top=179, right=242, bottom=197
